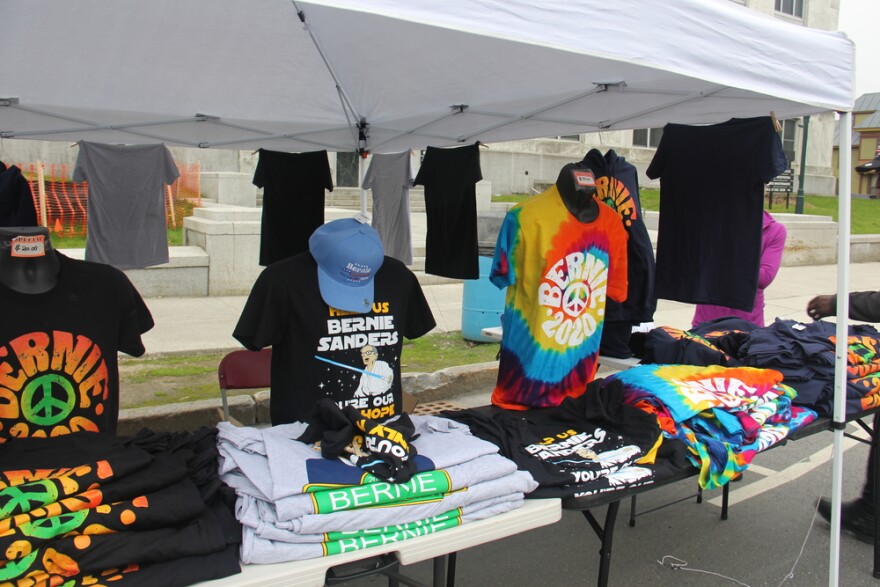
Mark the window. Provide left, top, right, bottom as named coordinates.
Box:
left=781, top=119, right=797, bottom=164
left=335, top=151, right=359, bottom=187
left=632, top=127, right=664, bottom=148
left=775, top=0, right=803, bottom=18
left=556, top=135, right=581, bottom=141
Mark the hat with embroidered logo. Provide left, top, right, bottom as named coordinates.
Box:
left=309, top=218, right=384, bottom=313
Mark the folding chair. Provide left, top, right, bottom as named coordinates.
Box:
left=218, top=348, right=272, bottom=422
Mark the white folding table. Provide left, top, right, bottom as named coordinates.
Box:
left=195, top=498, right=561, bottom=587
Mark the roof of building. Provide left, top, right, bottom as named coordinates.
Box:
left=856, top=111, right=880, bottom=130
left=855, top=93, right=880, bottom=113
left=834, top=93, right=880, bottom=147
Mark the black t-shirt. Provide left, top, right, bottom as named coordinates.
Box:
left=233, top=252, right=436, bottom=424
left=583, top=148, right=657, bottom=323
left=0, top=252, right=153, bottom=441
left=0, top=163, right=38, bottom=228
left=444, top=381, right=666, bottom=499
left=413, top=144, right=481, bottom=279
left=253, top=149, right=333, bottom=266
left=646, top=117, right=787, bottom=311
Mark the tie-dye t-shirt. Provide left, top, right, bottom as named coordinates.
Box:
left=489, top=186, right=628, bottom=409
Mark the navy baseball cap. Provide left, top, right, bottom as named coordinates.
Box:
left=309, top=218, right=384, bottom=313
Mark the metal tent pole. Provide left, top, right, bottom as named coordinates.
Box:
left=829, top=109, right=853, bottom=587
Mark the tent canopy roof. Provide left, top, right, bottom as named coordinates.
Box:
left=0, top=0, right=854, bottom=153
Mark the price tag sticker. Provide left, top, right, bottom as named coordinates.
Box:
left=10, top=235, right=47, bottom=258
left=573, top=169, right=596, bottom=188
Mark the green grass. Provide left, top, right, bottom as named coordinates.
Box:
left=52, top=227, right=186, bottom=249
left=492, top=188, right=880, bottom=235
left=401, top=331, right=499, bottom=372
left=118, top=332, right=500, bottom=409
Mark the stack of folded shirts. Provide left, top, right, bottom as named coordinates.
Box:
left=216, top=415, right=536, bottom=564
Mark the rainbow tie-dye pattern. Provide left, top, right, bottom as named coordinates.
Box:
left=610, top=364, right=816, bottom=489
left=489, top=186, right=628, bottom=409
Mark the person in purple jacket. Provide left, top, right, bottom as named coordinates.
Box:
left=692, top=210, right=787, bottom=328
left=807, top=290, right=880, bottom=542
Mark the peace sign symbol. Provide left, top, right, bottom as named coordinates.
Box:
left=562, top=282, right=591, bottom=318
left=0, top=550, right=39, bottom=581
left=0, top=481, right=59, bottom=518
left=21, top=374, right=76, bottom=427
left=22, top=510, right=89, bottom=540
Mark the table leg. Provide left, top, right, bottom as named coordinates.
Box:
left=433, top=554, right=447, bottom=586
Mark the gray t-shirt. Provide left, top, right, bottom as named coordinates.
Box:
left=363, top=152, right=413, bottom=264
left=73, top=141, right=179, bottom=269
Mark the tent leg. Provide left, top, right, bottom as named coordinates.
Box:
left=830, top=109, right=853, bottom=587
left=873, top=412, right=880, bottom=578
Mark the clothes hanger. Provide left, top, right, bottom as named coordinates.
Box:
left=770, top=111, right=782, bottom=133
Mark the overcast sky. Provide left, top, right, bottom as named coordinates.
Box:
left=838, top=0, right=880, bottom=98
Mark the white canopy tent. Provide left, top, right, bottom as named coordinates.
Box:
left=0, top=1, right=858, bottom=584
left=0, top=0, right=852, bottom=151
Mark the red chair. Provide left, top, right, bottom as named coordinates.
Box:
left=218, top=348, right=272, bottom=421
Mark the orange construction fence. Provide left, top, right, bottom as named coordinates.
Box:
left=18, top=161, right=201, bottom=236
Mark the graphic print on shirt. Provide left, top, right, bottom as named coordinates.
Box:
left=522, top=427, right=642, bottom=484
left=317, top=304, right=400, bottom=420
left=539, top=247, right=610, bottom=348
left=0, top=331, right=108, bottom=441
left=596, top=175, right=638, bottom=228
left=0, top=460, right=143, bottom=585
left=831, top=334, right=880, bottom=409
left=490, top=187, right=628, bottom=410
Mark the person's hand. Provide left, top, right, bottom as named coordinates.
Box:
left=807, top=295, right=836, bottom=320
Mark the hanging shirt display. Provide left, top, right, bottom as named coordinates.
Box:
left=363, top=151, right=414, bottom=265
left=413, top=144, right=481, bottom=279
left=72, top=141, right=179, bottom=269
left=583, top=148, right=656, bottom=324
left=692, top=210, right=787, bottom=327
left=0, top=162, right=38, bottom=228
left=0, top=252, right=153, bottom=442
left=233, top=252, right=435, bottom=425
left=489, top=184, right=628, bottom=410
left=646, top=116, right=787, bottom=311
left=253, top=148, right=333, bottom=266
left=583, top=148, right=657, bottom=358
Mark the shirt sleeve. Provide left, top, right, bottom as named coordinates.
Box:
left=403, top=270, right=437, bottom=340
left=72, top=142, right=91, bottom=182
left=848, top=291, right=880, bottom=323
left=606, top=213, right=630, bottom=303
left=162, top=146, right=181, bottom=185
left=757, top=220, right=787, bottom=289
left=412, top=150, right=431, bottom=187
left=319, top=150, right=334, bottom=192
left=489, top=210, right=518, bottom=290
left=115, top=270, right=155, bottom=357
left=252, top=149, right=267, bottom=189
left=233, top=268, right=288, bottom=350
left=362, top=157, right=376, bottom=190
left=645, top=125, right=670, bottom=180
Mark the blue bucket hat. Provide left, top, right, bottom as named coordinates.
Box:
left=309, top=218, right=384, bottom=313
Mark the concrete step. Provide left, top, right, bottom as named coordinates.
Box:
left=326, top=186, right=427, bottom=212
left=63, top=247, right=210, bottom=297
left=191, top=202, right=262, bottom=221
